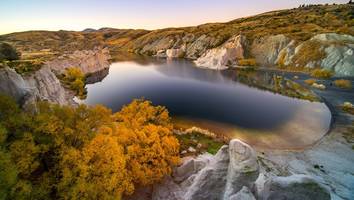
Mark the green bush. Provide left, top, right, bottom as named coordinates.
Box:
left=62, top=67, right=87, bottom=99
left=0, top=43, right=20, bottom=61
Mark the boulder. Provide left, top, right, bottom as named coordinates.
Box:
left=152, top=177, right=183, bottom=200
left=184, top=145, right=230, bottom=200
left=194, top=35, right=246, bottom=70
left=0, top=67, right=31, bottom=104
left=223, top=139, right=259, bottom=199
left=261, top=174, right=331, bottom=200
left=229, top=186, right=256, bottom=200
left=173, top=153, right=213, bottom=182
left=179, top=139, right=261, bottom=200
left=311, top=83, right=326, bottom=90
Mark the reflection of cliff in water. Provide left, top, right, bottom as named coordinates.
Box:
left=86, top=68, right=109, bottom=84
left=148, top=58, right=320, bottom=102
left=231, top=70, right=320, bottom=102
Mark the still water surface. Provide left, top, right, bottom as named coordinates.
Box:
left=80, top=58, right=331, bottom=149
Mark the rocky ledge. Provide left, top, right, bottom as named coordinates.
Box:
left=148, top=139, right=330, bottom=200
left=0, top=47, right=110, bottom=106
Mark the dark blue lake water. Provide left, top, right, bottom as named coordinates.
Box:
left=79, top=58, right=331, bottom=148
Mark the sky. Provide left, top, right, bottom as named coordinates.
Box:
left=0, top=0, right=349, bottom=34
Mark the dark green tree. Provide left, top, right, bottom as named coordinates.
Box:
left=0, top=42, right=20, bottom=61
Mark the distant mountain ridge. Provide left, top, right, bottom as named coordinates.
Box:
left=0, top=3, right=353, bottom=76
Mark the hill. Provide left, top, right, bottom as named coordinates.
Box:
left=0, top=3, right=353, bottom=75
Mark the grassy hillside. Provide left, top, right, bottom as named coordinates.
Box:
left=0, top=3, right=352, bottom=61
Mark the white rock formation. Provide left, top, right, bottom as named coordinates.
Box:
left=195, top=35, right=246, bottom=70
left=0, top=47, right=111, bottom=106
left=173, top=153, right=213, bottom=182
left=46, top=47, right=110, bottom=74
left=251, top=33, right=354, bottom=77
left=0, top=67, right=31, bottom=104
left=184, top=145, right=230, bottom=200
left=223, top=140, right=259, bottom=199
left=0, top=66, right=73, bottom=106
left=166, top=46, right=186, bottom=58
left=251, top=34, right=292, bottom=66
left=25, top=66, right=73, bottom=105
left=260, top=174, right=331, bottom=200
left=315, top=33, right=354, bottom=77
left=148, top=139, right=331, bottom=200
left=229, top=186, right=256, bottom=200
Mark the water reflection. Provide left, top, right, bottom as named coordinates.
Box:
left=82, top=57, right=331, bottom=149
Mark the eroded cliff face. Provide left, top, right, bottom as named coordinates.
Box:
left=194, top=35, right=247, bottom=70
left=254, top=33, right=354, bottom=77
left=46, top=47, right=110, bottom=74
left=0, top=48, right=111, bottom=106
left=138, top=32, right=353, bottom=77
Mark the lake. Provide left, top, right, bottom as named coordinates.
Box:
left=79, top=57, right=332, bottom=149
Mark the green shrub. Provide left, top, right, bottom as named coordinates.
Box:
left=0, top=43, right=20, bottom=61
left=62, top=67, right=87, bottom=99
left=4, top=60, right=43, bottom=75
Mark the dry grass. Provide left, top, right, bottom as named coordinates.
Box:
left=291, top=40, right=326, bottom=67
left=237, top=58, right=257, bottom=66
left=334, top=79, right=352, bottom=89
left=310, top=69, right=333, bottom=79
left=304, top=79, right=317, bottom=85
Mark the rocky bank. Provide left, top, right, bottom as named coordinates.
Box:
left=145, top=33, right=354, bottom=77
left=137, top=139, right=331, bottom=200
left=0, top=47, right=110, bottom=106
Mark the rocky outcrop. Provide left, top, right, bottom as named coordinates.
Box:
left=24, top=66, right=73, bottom=105
left=173, top=153, right=213, bottom=183
left=229, top=187, right=256, bottom=200
left=223, top=140, right=259, bottom=199
left=315, top=33, right=354, bottom=76
left=184, top=145, right=230, bottom=200
left=0, top=67, right=31, bottom=104
left=46, top=47, right=110, bottom=74
left=166, top=47, right=186, bottom=58
left=251, top=34, right=292, bottom=66
left=0, top=66, right=73, bottom=106
left=138, top=32, right=353, bottom=76
left=195, top=35, right=246, bottom=70
left=185, top=34, right=220, bottom=59
left=260, top=175, right=331, bottom=200
left=147, top=139, right=330, bottom=200
left=0, top=48, right=111, bottom=106
left=250, top=33, right=354, bottom=77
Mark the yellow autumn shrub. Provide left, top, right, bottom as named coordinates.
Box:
left=0, top=94, right=180, bottom=199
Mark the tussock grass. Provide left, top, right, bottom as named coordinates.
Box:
left=334, top=79, right=352, bottom=89
left=310, top=69, right=333, bottom=79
